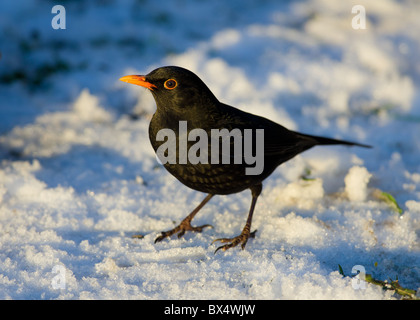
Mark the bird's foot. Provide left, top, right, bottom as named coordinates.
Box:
left=154, top=219, right=212, bottom=243
left=212, top=229, right=257, bottom=253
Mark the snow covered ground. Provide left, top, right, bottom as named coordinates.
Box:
left=0, top=0, right=419, bottom=300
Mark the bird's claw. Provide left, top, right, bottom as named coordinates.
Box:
left=154, top=222, right=212, bottom=243
left=213, top=229, right=257, bottom=253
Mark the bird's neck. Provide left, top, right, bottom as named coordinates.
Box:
left=153, top=98, right=220, bottom=128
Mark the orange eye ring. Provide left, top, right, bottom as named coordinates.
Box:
left=164, top=79, right=177, bottom=90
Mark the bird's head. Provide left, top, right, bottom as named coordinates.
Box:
left=120, top=66, right=219, bottom=114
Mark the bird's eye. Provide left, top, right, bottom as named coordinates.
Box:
left=164, top=79, right=177, bottom=90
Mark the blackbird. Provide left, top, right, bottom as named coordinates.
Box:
left=120, top=66, right=371, bottom=252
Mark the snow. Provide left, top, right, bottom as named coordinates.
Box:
left=344, top=166, right=371, bottom=202
left=0, top=0, right=419, bottom=300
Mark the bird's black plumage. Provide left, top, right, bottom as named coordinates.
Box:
left=120, top=66, right=371, bottom=252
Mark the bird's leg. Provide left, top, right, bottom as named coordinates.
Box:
left=213, top=184, right=262, bottom=253
left=155, top=194, right=214, bottom=243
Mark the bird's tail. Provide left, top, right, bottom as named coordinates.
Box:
left=300, top=133, right=372, bottom=149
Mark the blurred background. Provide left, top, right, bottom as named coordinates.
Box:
left=1, top=0, right=419, bottom=130
left=0, top=0, right=291, bottom=131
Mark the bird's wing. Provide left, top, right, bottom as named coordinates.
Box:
left=209, top=103, right=316, bottom=157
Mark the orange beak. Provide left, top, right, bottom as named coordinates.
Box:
left=119, top=75, right=157, bottom=90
